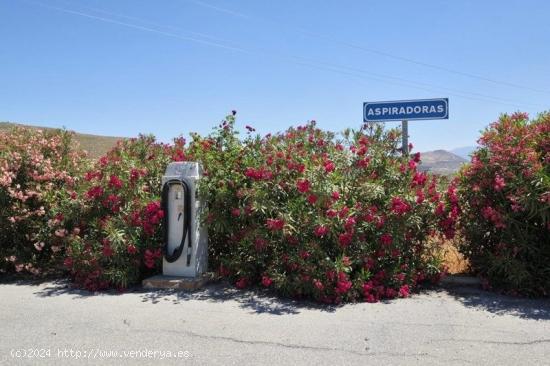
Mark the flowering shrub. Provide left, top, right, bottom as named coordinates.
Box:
left=0, top=127, right=87, bottom=276
left=62, top=135, right=182, bottom=290
left=457, top=112, right=550, bottom=297
left=190, top=114, right=459, bottom=303
left=1, top=115, right=462, bottom=303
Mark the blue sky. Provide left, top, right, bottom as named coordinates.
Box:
left=1, top=0, right=549, bottom=152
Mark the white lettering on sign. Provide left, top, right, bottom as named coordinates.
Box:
left=366, top=104, right=444, bottom=117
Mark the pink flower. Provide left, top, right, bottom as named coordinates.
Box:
left=342, top=256, right=351, bottom=267
left=494, top=174, right=506, bottom=191
left=127, top=244, right=138, bottom=254
left=331, top=191, right=340, bottom=200
left=54, top=229, right=67, bottom=238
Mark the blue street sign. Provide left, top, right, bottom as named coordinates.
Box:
left=363, top=98, right=449, bottom=122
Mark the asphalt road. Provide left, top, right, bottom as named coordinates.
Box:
left=1, top=280, right=549, bottom=365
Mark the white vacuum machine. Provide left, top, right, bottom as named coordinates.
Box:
left=161, top=162, right=208, bottom=277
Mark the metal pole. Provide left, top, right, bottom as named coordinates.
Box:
left=402, top=120, right=408, bottom=156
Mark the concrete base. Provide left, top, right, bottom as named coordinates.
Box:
left=142, top=273, right=212, bottom=290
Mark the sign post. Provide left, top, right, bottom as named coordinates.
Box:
left=402, top=120, right=408, bottom=155
left=363, top=98, right=449, bottom=156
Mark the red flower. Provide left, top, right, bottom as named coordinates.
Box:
left=144, top=249, right=161, bottom=269
left=411, top=172, right=427, bottom=187
left=331, top=191, right=340, bottom=200
left=338, top=232, right=353, bottom=247
left=103, top=194, right=122, bottom=212
left=254, top=238, right=268, bottom=251
left=307, top=194, right=318, bottom=204
left=266, top=218, right=285, bottom=231
left=335, top=272, right=352, bottom=294
left=344, top=217, right=356, bottom=230
left=109, top=175, right=123, bottom=189
left=314, top=225, right=328, bottom=237
left=399, top=284, right=410, bottom=298
left=102, top=244, right=113, bottom=257
left=261, top=275, right=272, bottom=287
left=231, top=208, right=241, bottom=217
left=385, top=287, right=398, bottom=299
left=324, top=160, right=335, bottom=173
left=296, top=179, right=311, bottom=193
left=235, top=277, right=248, bottom=289
left=86, top=186, right=104, bottom=199
left=127, top=244, right=138, bottom=255
left=391, top=197, right=411, bottom=215
left=380, top=233, right=393, bottom=246
left=313, top=279, right=324, bottom=291
left=416, top=190, right=425, bottom=204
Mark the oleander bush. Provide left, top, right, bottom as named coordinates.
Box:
left=61, top=135, right=184, bottom=290
left=190, top=114, right=459, bottom=303
left=1, top=115, right=461, bottom=302
left=0, top=127, right=88, bottom=276
left=457, top=112, right=550, bottom=297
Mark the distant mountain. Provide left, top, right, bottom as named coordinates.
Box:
left=418, top=150, right=468, bottom=175
left=0, top=122, right=122, bottom=158
left=450, top=146, right=477, bottom=160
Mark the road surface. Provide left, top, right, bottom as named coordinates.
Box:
left=1, top=280, right=549, bottom=365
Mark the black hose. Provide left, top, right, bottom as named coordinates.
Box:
left=161, top=179, right=192, bottom=263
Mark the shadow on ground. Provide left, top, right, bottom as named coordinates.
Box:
left=440, top=284, right=550, bottom=321
left=137, top=282, right=339, bottom=315
left=4, top=276, right=549, bottom=319
left=14, top=278, right=336, bottom=316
